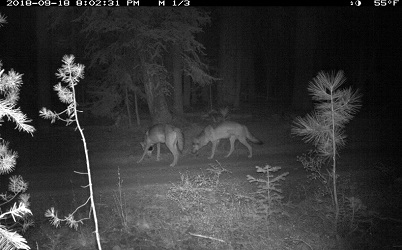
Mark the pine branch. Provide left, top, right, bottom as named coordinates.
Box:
left=0, top=225, right=30, bottom=250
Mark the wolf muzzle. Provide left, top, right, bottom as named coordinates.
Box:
left=191, top=145, right=199, bottom=155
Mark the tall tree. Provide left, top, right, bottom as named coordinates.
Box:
left=292, top=7, right=319, bottom=110
left=172, top=44, right=183, bottom=115
left=183, top=74, right=191, bottom=108
left=356, top=8, right=378, bottom=97
left=217, top=8, right=256, bottom=108
left=217, top=7, right=240, bottom=107
left=79, top=8, right=214, bottom=124
left=261, top=8, right=295, bottom=105
left=239, top=8, right=256, bottom=104
left=35, top=9, right=52, bottom=128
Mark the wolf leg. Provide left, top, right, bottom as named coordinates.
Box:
left=166, top=135, right=179, bottom=167
left=225, top=136, right=236, bottom=158
left=209, top=139, right=219, bottom=159
left=239, top=137, right=253, bottom=158
left=156, top=143, right=161, bottom=161
left=138, top=144, right=150, bottom=163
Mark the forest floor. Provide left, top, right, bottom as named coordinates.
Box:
left=5, top=104, right=401, bottom=249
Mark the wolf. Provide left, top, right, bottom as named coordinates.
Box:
left=137, top=124, right=184, bottom=167
left=192, top=121, right=263, bottom=159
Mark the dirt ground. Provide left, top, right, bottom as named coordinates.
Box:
left=8, top=106, right=398, bottom=196
left=3, top=106, right=401, bottom=249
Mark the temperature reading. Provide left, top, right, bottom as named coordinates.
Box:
left=374, top=0, right=399, bottom=6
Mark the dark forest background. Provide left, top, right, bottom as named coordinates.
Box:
left=1, top=7, right=401, bottom=126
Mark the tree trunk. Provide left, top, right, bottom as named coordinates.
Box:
left=183, top=75, right=191, bottom=108
left=262, top=7, right=295, bottom=105
left=172, top=45, right=183, bottom=115
left=142, top=68, right=172, bottom=124
left=143, top=70, right=155, bottom=117
left=35, top=9, right=52, bottom=129
left=240, top=9, right=255, bottom=104
left=233, top=9, right=242, bottom=108
left=291, top=7, right=318, bottom=110
left=123, top=72, right=133, bottom=128
left=217, top=7, right=238, bottom=106
left=190, top=79, right=198, bottom=106
left=357, top=8, right=377, bottom=96
left=233, top=8, right=256, bottom=107
left=153, top=89, right=172, bottom=124
left=134, top=89, right=140, bottom=126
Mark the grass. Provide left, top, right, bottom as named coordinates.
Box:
left=23, top=160, right=402, bottom=250
left=16, top=106, right=401, bottom=249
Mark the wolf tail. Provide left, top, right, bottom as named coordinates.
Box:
left=245, top=126, right=263, bottom=145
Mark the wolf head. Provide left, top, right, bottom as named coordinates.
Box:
left=192, top=138, right=201, bottom=155
left=191, top=131, right=208, bottom=155
left=140, top=142, right=154, bottom=157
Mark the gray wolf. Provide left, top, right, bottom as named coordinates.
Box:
left=192, top=121, right=263, bottom=159
left=137, top=124, right=184, bottom=167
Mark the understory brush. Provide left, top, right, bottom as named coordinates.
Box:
left=0, top=13, right=35, bottom=250
left=27, top=161, right=399, bottom=249
left=297, top=151, right=375, bottom=238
